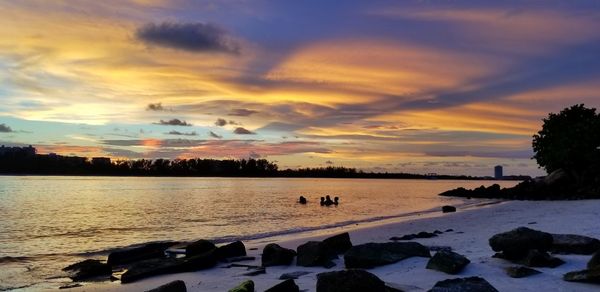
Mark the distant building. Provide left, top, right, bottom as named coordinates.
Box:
left=494, top=165, right=503, bottom=179
left=0, top=145, right=36, bottom=157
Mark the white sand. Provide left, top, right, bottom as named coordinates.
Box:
left=72, top=200, right=600, bottom=292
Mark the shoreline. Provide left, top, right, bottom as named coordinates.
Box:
left=0, top=174, right=527, bottom=181
left=62, top=199, right=600, bottom=292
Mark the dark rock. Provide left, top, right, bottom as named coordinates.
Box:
left=317, top=269, right=386, bottom=292
left=296, top=241, right=336, bottom=267
left=544, top=169, right=571, bottom=186
left=146, top=280, right=187, bottom=292
left=121, top=250, right=217, bottom=283
left=520, top=249, right=565, bottom=268
left=589, top=251, right=600, bottom=269
left=426, top=250, right=470, bottom=274
left=390, top=231, right=438, bottom=241
left=442, top=205, right=456, bottom=213
left=265, top=279, right=299, bottom=292
left=180, top=250, right=218, bottom=270
left=216, top=241, right=246, bottom=260
left=242, top=267, right=266, bottom=276
left=493, top=249, right=564, bottom=268
left=506, top=266, right=541, bottom=278
left=121, top=258, right=181, bottom=284
left=59, top=283, right=83, bottom=289
left=390, top=234, right=416, bottom=241
left=107, top=242, right=177, bottom=266
left=262, top=243, right=296, bottom=267
left=429, top=277, right=499, bottom=292
left=185, top=239, right=216, bottom=257
left=279, top=271, right=311, bottom=280
left=322, top=232, right=353, bottom=254
left=489, top=227, right=553, bottom=259
left=62, top=259, right=111, bottom=281
left=229, top=280, right=254, bottom=292
left=550, top=234, right=600, bottom=255
left=344, top=242, right=430, bottom=269
left=563, top=268, right=600, bottom=283
left=445, top=229, right=454, bottom=232
left=417, top=232, right=437, bottom=238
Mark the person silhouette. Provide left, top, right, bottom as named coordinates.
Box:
left=334, top=196, right=339, bottom=205
left=320, top=197, right=325, bottom=206
left=325, top=195, right=334, bottom=206
left=298, top=196, right=307, bottom=204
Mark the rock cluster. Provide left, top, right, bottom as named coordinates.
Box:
left=61, top=226, right=600, bottom=291
left=296, top=232, right=353, bottom=268
left=440, top=168, right=600, bottom=200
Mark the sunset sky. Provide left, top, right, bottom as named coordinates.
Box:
left=1, top=0, right=599, bottom=176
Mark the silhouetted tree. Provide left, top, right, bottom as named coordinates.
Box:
left=532, top=104, right=600, bottom=178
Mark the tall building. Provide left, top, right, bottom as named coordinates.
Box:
left=494, top=165, right=503, bottom=179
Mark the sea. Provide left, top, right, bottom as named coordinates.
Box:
left=0, top=176, right=518, bottom=290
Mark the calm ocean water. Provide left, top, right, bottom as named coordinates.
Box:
left=0, top=176, right=517, bottom=290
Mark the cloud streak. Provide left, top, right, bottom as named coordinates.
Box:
left=136, top=22, right=240, bottom=54
left=155, top=119, right=192, bottom=126
left=233, top=127, right=255, bottom=135
left=146, top=102, right=165, bottom=111
left=167, top=130, right=198, bottom=136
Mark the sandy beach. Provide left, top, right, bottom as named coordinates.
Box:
left=67, top=199, right=600, bottom=292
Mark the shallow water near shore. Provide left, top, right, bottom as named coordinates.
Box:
left=0, top=176, right=517, bottom=290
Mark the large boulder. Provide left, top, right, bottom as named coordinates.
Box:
left=344, top=242, right=430, bottom=269
left=264, top=279, right=299, bottom=292
left=63, top=259, right=112, bottom=281
left=426, top=251, right=470, bottom=274
left=296, top=241, right=337, bottom=268
left=520, top=249, right=565, bottom=268
left=120, top=258, right=181, bottom=284
left=494, top=249, right=564, bottom=268
left=563, top=268, right=600, bottom=284
left=146, top=280, right=187, bottom=292
left=316, top=269, right=386, bottom=292
left=322, top=233, right=352, bottom=254
left=544, top=169, right=571, bottom=186
left=185, top=239, right=216, bottom=257
left=489, top=227, right=553, bottom=259
left=107, top=242, right=177, bottom=266
left=551, top=234, right=600, bottom=255
left=429, top=277, right=499, bottom=292
left=121, top=250, right=217, bottom=283
left=439, top=184, right=503, bottom=199
left=262, top=243, right=296, bottom=267
left=216, top=241, right=246, bottom=260
left=229, top=280, right=254, bottom=292
left=589, top=251, right=600, bottom=269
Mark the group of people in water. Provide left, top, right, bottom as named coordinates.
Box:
left=297, top=195, right=339, bottom=206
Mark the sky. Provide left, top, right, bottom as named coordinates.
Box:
left=1, top=0, right=599, bottom=176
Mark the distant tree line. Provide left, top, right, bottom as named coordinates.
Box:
left=0, top=145, right=529, bottom=180
left=0, top=146, right=278, bottom=177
